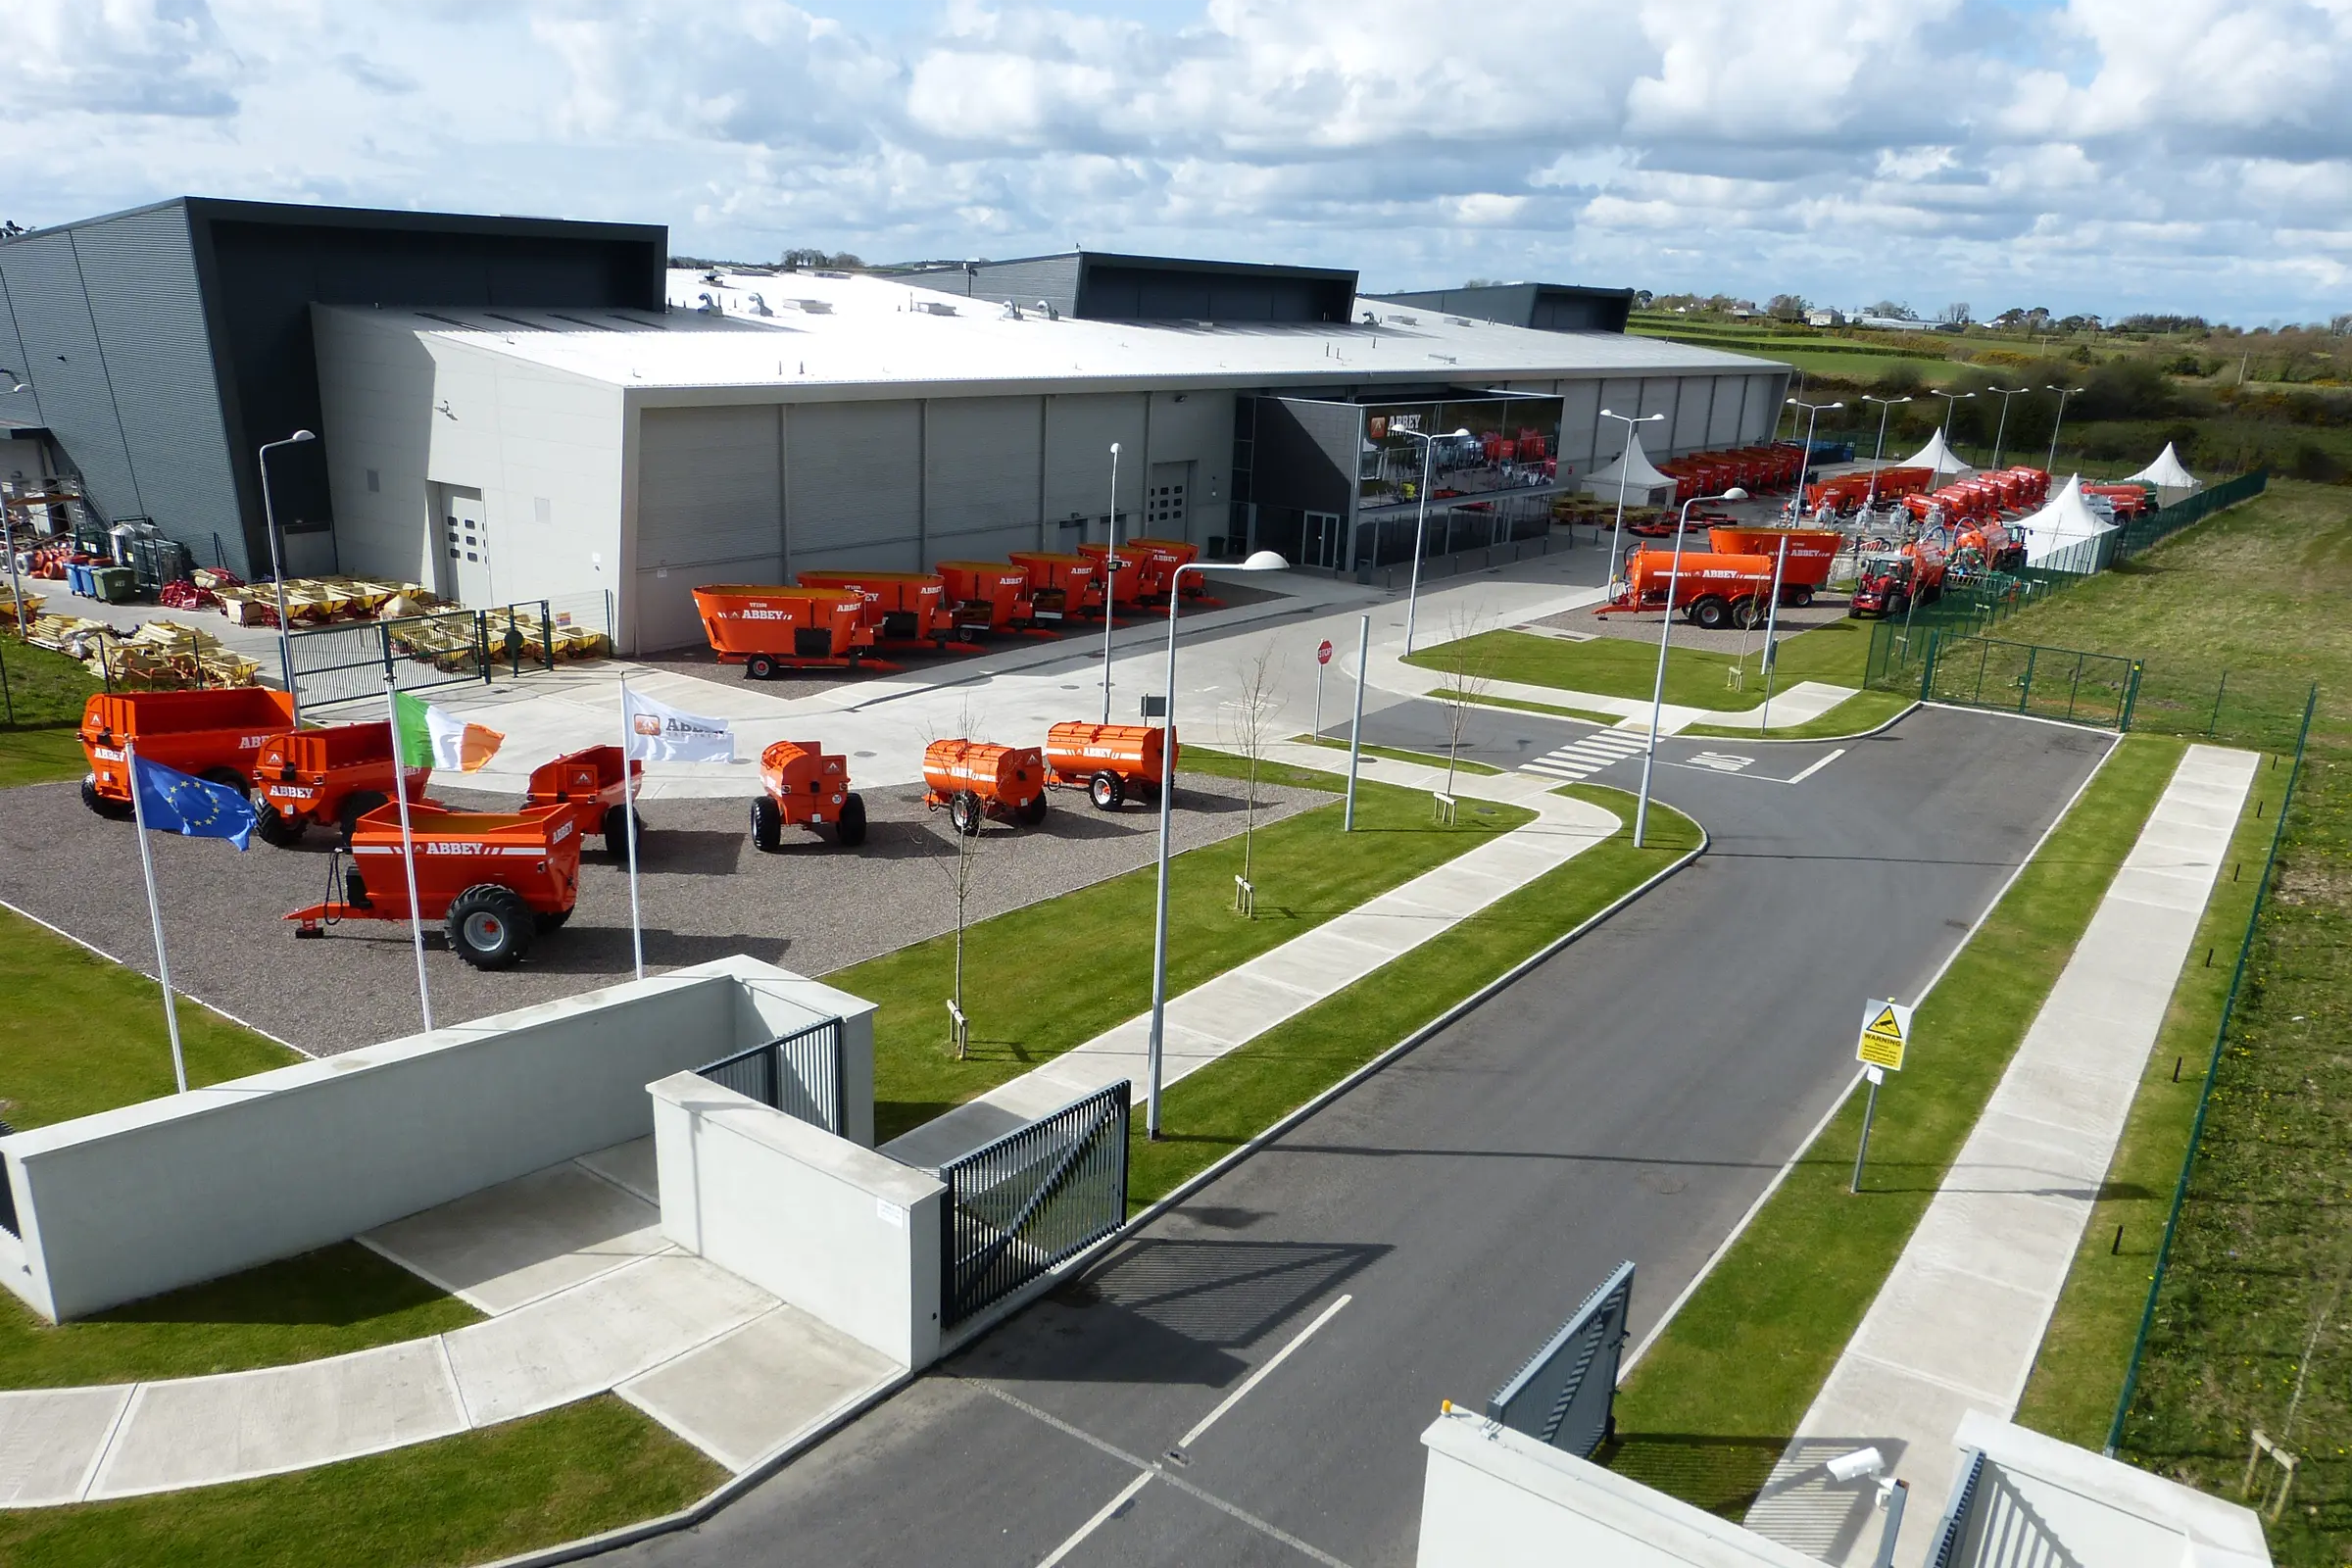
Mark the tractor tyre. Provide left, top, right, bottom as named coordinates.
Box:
left=80, top=777, right=133, bottom=820
left=1887, top=590, right=1911, bottom=618
left=834, top=793, right=868, bottom=849
left=750, top=795, right=783, bottom=853
left=603, top=804, right=642, bottom=855
left=338, top=792, right=389, bottom=845
left=447, top=885, right=533, bottom=970
left=1730, top=598, right=1758, bottom=631
left=1690, top=596, right=1731, bottom=631
left=747, top=654, right=779, bottom=681
left=535, top=907, right=573, bottom=935
left=1016, top=792, right=1049, bottom=827
left=948, top=790, right=983, bottom=837
left=254, top=801, right=307, bottom=848
left=1089, top=770, right=1125, bottom=810
left=201, top=767, right=252, bottom=799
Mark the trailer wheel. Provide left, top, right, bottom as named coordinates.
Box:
left=1016, top=793, right=1049, bottom=827
left=1690, top=596, right=1731, bottom=630
left=948, top=790, right=983, bottom=837
left=1089, top=770, right=1125, bottom=810
left=201, top=767, right=252, bottom=800
left=339, top=792, right=388, bottom=844
left=448, top=885, right=533, bottom=969
left=1730, top=599, right=1758, bottom=631
left=750, top=795, right=783, bottom=853
left=254, top=801, right=307, bottom=848
left=80, top=777, right=133, bottom=820
left=747, top=654, right=779, bottom=681
left=1788, top=584, right=1815, bottom=608
left=834, top=793, right=868, bottom=848
left=602, top=804, right=643, bottom=855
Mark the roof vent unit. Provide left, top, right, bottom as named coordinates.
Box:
left=748, top=293, right=774, bottom=317
left=918, top=300, right=958, bottom=317
left=1448, top=316, right=1474, bottom=326
left=796, top=298, right=833, bottom=314
left=697, top=292, right=721, bottom=316
left=1388, top=314, right=1419, bottom=326
left=814, top=270, right=852, bottom=279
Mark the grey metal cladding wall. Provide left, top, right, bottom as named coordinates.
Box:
left=1249, top=398, right=1355, bottom=514
left=72, top=207, right=247, bottom=569
left=1077, top=264, right=1352, bottom=323
left=926, top=397, right=1042, bottom=539
left=0, top=231, right=145, bottom=527
left=1671, top=376, right=1712, bottom=451
left=1706, top=375, right=1744, bottom=446
left=0, top=269, right=41, bottom=437
left=787, top=399, right=921, bottom=556
left=638, top=405, right=781, bottom=568
left=944, top=258, right=1082, bottom=317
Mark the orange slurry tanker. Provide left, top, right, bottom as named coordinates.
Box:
left=1596, top=547, right=1780, bottom=630
left=1043, top=721, right=1173, bottom=810
left=922, top=739, right=1049, bottom=835
left=749, top=739, right=866, bottom=851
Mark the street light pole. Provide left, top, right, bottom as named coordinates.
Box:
left=1598, top=408, right=1666, bottom=585
left=1928, top=390, right=1976, bottom=472
left=258, top=429, right=317, bottom=721
left=1101, top=441, right=1120, bottom=723
left=1985, top=387, right=2030, bottom=469
left=1146, top=549, right=1289, bottom=1139
left=1396, top=422, right=1471, bottom=657
left=1859, top=394, right=1911, bottom=514
left=1786, top=398, right=1844, bottom=575
left=2045, top=386, right=2080, bottom=472
left=1634, top=486, right=1747, bottom=849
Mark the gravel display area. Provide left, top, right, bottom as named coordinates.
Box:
left=0, top=769, right=1321, bottom=1057
left=1531, top=595, right=1858, bottom=657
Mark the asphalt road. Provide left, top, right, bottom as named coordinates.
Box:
left=611, top=703, right=2112, bottom=1568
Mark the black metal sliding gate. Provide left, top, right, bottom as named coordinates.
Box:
left=940, top=1082, right=1130, bottom=1327
left=1488, top=1259, right=1636, bottom=1458
left=695, top=1017, right=846, bottom=1136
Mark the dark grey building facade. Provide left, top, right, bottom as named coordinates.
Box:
left=0, top=198, right=663, bottom=578
left=1370, top=282, right=1637, bottom=335
left=901, top=250, right=1358, bottom=323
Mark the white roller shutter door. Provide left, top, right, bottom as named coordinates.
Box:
left=636, top=406, right=781, bottom=570
left=788, top=400, right=922, bottom=557
left=1043, top=393, right=1148, bottom=532
left=927, top=397, right=1043, bottom=546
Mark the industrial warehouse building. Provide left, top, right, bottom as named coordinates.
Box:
left=2, top=200, right=1790, bottom=654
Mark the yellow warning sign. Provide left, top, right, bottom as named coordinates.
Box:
left=1856, top=999, right=1912, bottom=1071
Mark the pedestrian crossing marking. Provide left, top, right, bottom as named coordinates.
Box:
left=1519, top=727, right=1645, bottom=781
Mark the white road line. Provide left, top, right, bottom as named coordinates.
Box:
left=1035, top=1470, right=1152, bottom=1568
left=1786, top=746, right=1848, bottom=784
left=1180, top=1294, right=1352, bottom=1449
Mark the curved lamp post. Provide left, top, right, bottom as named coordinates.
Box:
left=259, top=429, right=317, bottom=720
left=1392, top=424, right=1471, bottom=657
left=1599, top=408, right=1667, bottom=586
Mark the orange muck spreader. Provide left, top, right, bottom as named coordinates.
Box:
left=922, top=739, right=1049, bottom=834
left=692, top=584, right=886, bottom=678
left=524, top=744, right=645, bottom=854
left=77, top=688, right=296, bottom=817
left=287, top=803, right=581, bottom=969
left=935, top=561, right=1046, bottom=638
left=1075, top=542, right=1148, bottom=618
left=750, top=739, right=866, bottom=851
left=795, top=569, right=981, bottom=655
left=1006, top=553, right=1099, bottom=629
left=1043, top=721, right=1173, bottom=810
left=252, top=721, right=433, bottom=847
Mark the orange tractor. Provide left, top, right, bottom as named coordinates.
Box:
left=692, top=584, right=886, bottom=677
left=749, top=739, right=867, bottom=851
left=1043, top=721, right=1173, bottom=810
left=252, top=721, right=433, bottom=847
left=77, top=688, right=296, bottom=818
left=287, top=802, right=582, bottom=969
left=1849, top=540, right=1948, bottom=618
left=525, top=745, right=646, bottom=855
left=923, top=739, right=1049, bottom=834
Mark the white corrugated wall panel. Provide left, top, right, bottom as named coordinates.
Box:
left=791, top=539, right=922, bottom=574
left=1672, top=376, right=1712, bottom=452
left=926, top=396, right=1043, bottom=545
left=1639, top=378, right=1680, bottom=449
left=1593, top=379, right=1642, bottom=461
left=637, top=406, right=782, bottom=569
left=1043, top=393, right=1148, bottom=530
left=788, top=399, right=922, bottom=556
left=1744, top=375, right=1783, bottom=442
left=1558, top=380, right=1600, bottom=466
left=1707, top=375, right=1744, bottom=446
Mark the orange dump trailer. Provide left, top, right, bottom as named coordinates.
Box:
left=794, top=569, right=979, bottom=654
left=287, top=802, right=581, bottom=969
left=1006, top=553, right=1099, bottom=627
left=78, top=687, right=297, bottom=818
left=934, top=561, right=1041, bottom=637
left=1704, top=526, right=1843, bottom=605
left=525, top=744, right=644, bottom=853
left=252, top=721, right=433, bottom=847
left=923, top=739, right=1049, bottom=834
left=750, top=739, right=865, bottom=850
left=691, top=584, right=885, bottom=678
left=1044, top=721, right=1175, bottom=809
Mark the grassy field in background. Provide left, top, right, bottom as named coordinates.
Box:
left=1604, top=736, right=2180, bottom=1519
left=1405, top=620, right=1872, bottom=714
left=0, top=1396, right=719, bottom=1568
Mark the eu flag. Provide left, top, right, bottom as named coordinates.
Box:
left=131, top=754, right=256, bottom=851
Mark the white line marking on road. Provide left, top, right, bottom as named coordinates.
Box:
left=1785, top=746, right=1847, bottom=784
left=1035, top=1470, right=1152, bottom=1568
left=1180, top=1294, right=1352, bottom=1449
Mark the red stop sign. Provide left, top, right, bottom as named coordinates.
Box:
left=1317, top=640, right=1334, bottom=665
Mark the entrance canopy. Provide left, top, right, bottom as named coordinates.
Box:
left=2123, top=442, right=2198, bottom=492
left=1900, top=429, right=1971, bottom=478
left=1583, top=429, right=1677, bottom=508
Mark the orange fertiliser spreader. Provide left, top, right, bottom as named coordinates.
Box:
left=252, top=721, right=433, bottom=847
left=923, top=738, right=1049, bottom=835
left=1043, top=721, right=1174, bottom=810
left=78, top=687, right=297, bottom=818
left=692, top=584, right=887, bottom=678
left=524, top=744, right=644, bottom=851
left=287, top=802, right=581, bottom=969
left=751, top=739, right=866, bottom=851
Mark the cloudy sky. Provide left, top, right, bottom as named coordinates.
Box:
left=10, top=0, right=2348, bottom=324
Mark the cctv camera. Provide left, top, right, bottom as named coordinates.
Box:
left=1826, top=1447, right=1885, bottom=1485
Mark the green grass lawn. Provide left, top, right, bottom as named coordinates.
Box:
left=1405, top=620, right=1872, bottom=714
left=2012, top=757, right=2277, bottom=1446
left=1287, top=735, right=1502, bottom=776
left=1130, top=783, right=1700, bottom=1208
left=0, top=1395, right=720, bottom=1568
left=1679, top=689, right=1918, bottom=742
left=1604, top=735, right=2181, bottom=1519
left=0, top=636, right=100, bottom=730
left=837, top=752, right=1534, bottom=1144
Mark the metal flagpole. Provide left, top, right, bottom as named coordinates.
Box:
left=383, top=673, right=434, bottom=1032
left=1344, top=613, right=1367, bottom=831
left=122, top=738, right=189, bottom=1094
left=620, top=675, right=645, bottom=980
left=1758, top=534, right=1789, bottom=731
left=1101, top=442, right=1120, bottom=723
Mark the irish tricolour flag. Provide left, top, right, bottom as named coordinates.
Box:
left=393, top=690, right=504, bottom=771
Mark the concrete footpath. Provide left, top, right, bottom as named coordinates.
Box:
left=883, top=746, right=1618, bottom=1170
left=1741, top=744, right=2259, bottom=1568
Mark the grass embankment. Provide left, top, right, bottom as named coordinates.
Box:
left=1129, top=781, right=1699, bottom=1207
left=1604, top=735, right=2180, bottom=1519
left=0, top=1396, right=720, bottom=1568
left=1679, top=690, right=1918, bottom=742
left=1287, top=735, right=1502, bottom=776
left=1429, top=687, right=1621, bottom=726
left=839, top=753, right=1534, bottom=1144
left=0, top=637, right=100, bottom=787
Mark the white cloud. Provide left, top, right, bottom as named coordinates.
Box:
left=0, top=0, right=2344, bottom=322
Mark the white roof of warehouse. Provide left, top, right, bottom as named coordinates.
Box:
left=327, top=268, right=1784, bottom=398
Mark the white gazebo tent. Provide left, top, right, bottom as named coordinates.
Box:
left=2016, top=475, right=2119, bottom=568
left=1582, top=429, right=1678, bottom=509
left=2123, top=442, right=2199, bottom=499
left=1899, top=429, right=1972, bottom=478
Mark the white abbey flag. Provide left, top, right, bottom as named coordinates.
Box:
left=621, top=687, right=736, bottom=761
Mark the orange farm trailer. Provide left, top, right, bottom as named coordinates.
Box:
left=750, top=739, right=866, bottom=850
left=78, top=687, right=297, bottom=818
left=288, top=802, right=581, bottom=969
left=253, top=721, right=433, bottom=847
left=1075, top=542, right=1147, bottom=617
left=525, top=744, right=645, bottom=852
left=1597, top=548, right=1780, bottom=630
left=692, top=584, right=886, bottom=678
left=923, top=739, right=1049, bottom=834
left=1006, top=553, right=1099, bottom=627
left=794, top=569, right=981, bottom=655
left=1125, top=538, right=1208, bottom=602
left=1704, top=526, right=1842, bottom=605
left=1043, top=721, right=1174, bottom=809
left=2083, top=483, right=2154, bottom=519
left=935, top=561, right=1046, bottom=638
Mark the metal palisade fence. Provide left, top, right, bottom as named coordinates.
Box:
left=941, top=1082, right=1130, bottom=1328
left=285, top=591, right=612, bottom=711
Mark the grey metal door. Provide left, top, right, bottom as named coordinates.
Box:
left=439, top=487, right=493, bottom=607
